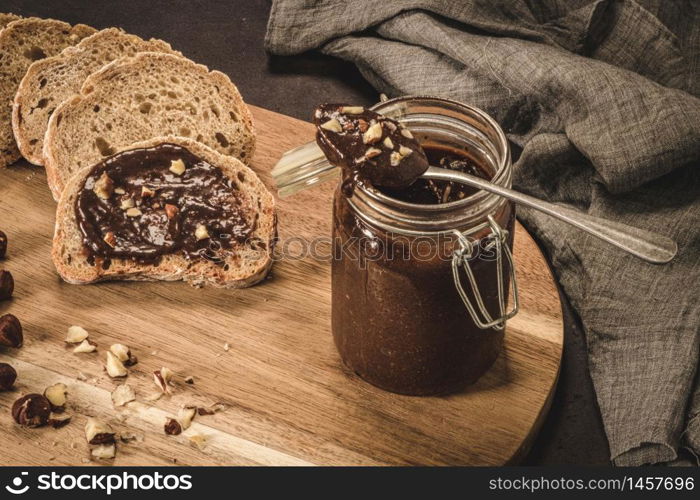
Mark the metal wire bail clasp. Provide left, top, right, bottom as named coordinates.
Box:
left=451, top=215, right=519, bottom=330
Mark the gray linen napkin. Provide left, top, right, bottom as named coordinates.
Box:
left=266, top=0, right=700, bottom=466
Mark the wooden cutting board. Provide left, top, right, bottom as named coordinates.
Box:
left=0, top=106, right=563, bottom=466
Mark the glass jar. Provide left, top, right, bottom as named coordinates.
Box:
left=331, top=96, right=518, bottom=396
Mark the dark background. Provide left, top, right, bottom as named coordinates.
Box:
left=3, top=0, right=610, bottom=465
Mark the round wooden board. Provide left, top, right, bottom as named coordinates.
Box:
left=0, top=106, right=562, bottom=466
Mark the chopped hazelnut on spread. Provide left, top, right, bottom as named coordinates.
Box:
left=169, top=158, right=186, bottom=175
left=93, top=172, right=114, bottom=199
left=120, top=198, right=135, bottom=210
left=125, top=207, right=142, bottom=217
left=362, top=122, right=383, bottom=144
left=320, top=118, right=343, bottom=133
left=195, top=225, right=210, bottom=241
left=103, top=232, right=117, bottom=248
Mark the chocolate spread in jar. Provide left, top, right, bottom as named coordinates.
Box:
left=75, top=143, right=254, bottom=267
left=313, top=104, right=428, bottom=194
left=331, top=144, right=514, bottom=396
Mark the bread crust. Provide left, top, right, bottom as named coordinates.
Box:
left=43, top=52, right=256, bottom=200
left=52, top=136, right=276, bottom=289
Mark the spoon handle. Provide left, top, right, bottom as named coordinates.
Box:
left=425, top=167, right=678, bottom=264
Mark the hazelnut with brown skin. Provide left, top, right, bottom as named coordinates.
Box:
left=12, top=394, right=51, bottom=427
left=0, top=363, right=17, bottom=390
left=0, top=314, right=22, bottom=348
left=0, top=270, right=13, bottom=301
left=0, top=231, right=7, bottom=259
left=164, top=418, right=182, bottom=435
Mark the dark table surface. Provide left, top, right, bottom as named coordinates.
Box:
left=5, top=0, right=611, bottom=465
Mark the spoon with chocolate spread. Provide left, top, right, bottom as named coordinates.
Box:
left=311, top=103, right=677, bottom=264
left=313, top=104, right=428, bottom=194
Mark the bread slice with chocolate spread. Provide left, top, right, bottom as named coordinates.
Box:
left=13, top=28, right=181, bottom=166
left=52, top=136, right=276, bottom=289
left=43, top=52, right=256, bottom=200
left=0, top=17, right=96, bottom=167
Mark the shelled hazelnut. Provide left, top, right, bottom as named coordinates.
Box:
left=12, top=394, right=51, bottom=427
left=0, top=230, right=7, bottom=259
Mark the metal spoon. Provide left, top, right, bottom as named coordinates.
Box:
left=423, top=166, right=677, bottom=264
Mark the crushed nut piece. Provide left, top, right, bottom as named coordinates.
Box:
left=44, top=383, right=68, bottom=410
left=125, top=207, right=142, bottom=217
left=91, top=443, right=116, bottom=459
left=111, top=384, right=136, bottom=407
left=223, top=342, right=230, bottom=352
left=153, top=367, right=174, bottom=394
left=399, top=145, right=413, bottom=157
left=110, top=344, right=137, bottom=366
left=164, top=418, right=182, bottom=435
left=390, top=151, right=403, bottom=167
left=184, top=376, right=195, bottom=385
left=141, top=186, right=155, bottom=197
left=165, top=204, right=179, bottom=219
left=320, top=118, right=342, bottom=133
left=365, top=147, right=382, bottom=159
left=103, top=232, right=116, bottom=248
left=362, top=121, right=383, bottom=144
left=188, top=433, right=207, bottom=450
left=169, top=159, right=186, bottom=175
left=85, top=417, right=115, bottom=445
left=105, top=351, right=127, bottom=378
left=66, top=326, right=89, bottom=344
left=341, top=106, right=364, bottom=114
left=93, top=172, right=114, bottom=199
left=48, top=413, right=72, bottom=428
left=120, top=198, right=135, bottom=210
left=73, top=339, right=96, bottom=353
left=114, top=187, right=126, bottom=195
left=383, top=137, right=394, bottom=149
left=178, top=407, right=197, bottom=430
left=401, top=128, right=414, bottom=139
left=195, top=225, right=210, bottom=241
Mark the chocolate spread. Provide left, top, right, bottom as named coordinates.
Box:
left=313, top=104, right=428, bottom=193
left=331, top=145, right=514, bottom=396
left=76, top=143, right=254, bottom=267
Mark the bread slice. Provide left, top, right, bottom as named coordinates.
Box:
left=13, top=28, right=181, bottom=166
left=44, top=52, right=256, bottom=201
left=0, top=17, right=96, bottom=167
left=52, top=136, right=276, bottom=288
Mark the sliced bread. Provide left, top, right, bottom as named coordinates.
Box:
left=0, top=17, right=96, bottom=167
left=13, top=28, right=181, bottom=166
left=52, top=136, right=276, bottom=288
left=44, top=52, right=256, bottom=200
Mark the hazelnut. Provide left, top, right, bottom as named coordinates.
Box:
left=365, top=147, right=382, bottom=159
left=120, top=198, right=135, bottom=210
left=340, top=106, right=364, bottom=115
left=93, top=172, right=114, bottom=200
left=184, top=376, right=194, bottom=385
left=195, top=225, right=210, bottom=241
left=111, top=384, right=135, bottom=407
left=0, top=314, right=22, bottom=348
left=0, top=269, right=14, bottom=301
left=320, top=118, right=343, bottom=133
left=114, top=187, right=126, bottom=195
left=197, top=403, right=226, bottom=416
left=390, top=151, right=403, bottom=167
left=73, top=339, right=97, bottom=353
left=362, top=121, right=383, bottom=144
left=12, top=394, right=51, bottom=427
left=384, top=121, right=397, bottom=132
left=0, top=230, right=7, bottom=259
left=105, top=351, right=127, bottom=378
left=399, top=145, right=413, bottom=157
left=188, top=433, right=207, bottom=450
left=91, top=443, right=116, bottom=459
left=165, top=204, right=179, bottom=219
left=85, top=417, right=116, bottom=445
left=48, top=413, right=72, bottom=428
left=110, top=344, right=137, bottom=366
left=65, top=325, right=89, bottom=344
left=357, top=119, right=369, bottom=132
left=103, top=232, right=117, bottom=248
left=383, top=137, right=394, bottom=149
left=164, top=418, right=182, bottom=435
left=153, top=367, right=173, bottom=394
left=401, top=128, right=414, bottom=139
left=44, top=383, right=68, bottom=410
left=169, top=159, right=186, bottom=176
left=141, top=186, right=156, bottom=197
left=125, top=207, right=142, bottom=217
left=0, top=362, right=17, bottom=390
left=178, top=406, right=197, bottom=430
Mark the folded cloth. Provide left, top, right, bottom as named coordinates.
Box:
left=266, top=0, right=700, bottom=466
